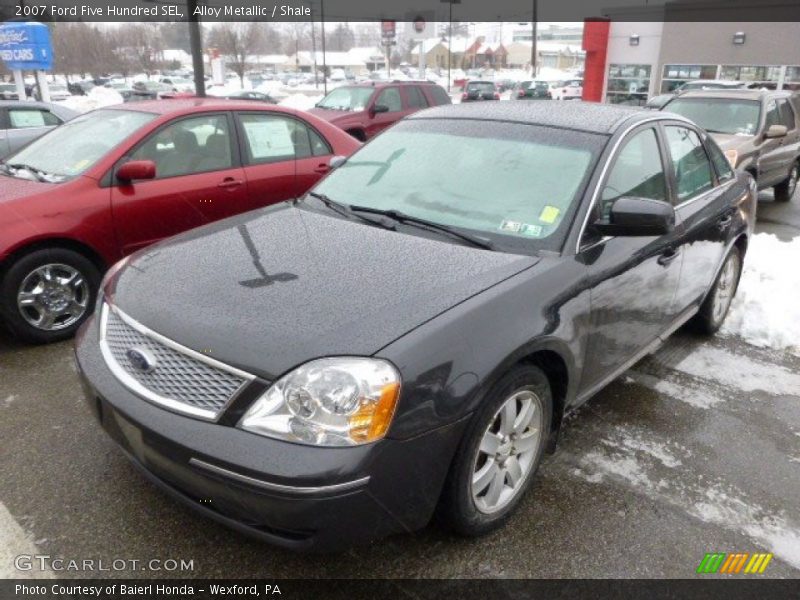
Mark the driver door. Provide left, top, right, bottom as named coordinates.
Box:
left=365, top=86, right=404, bottom=139
left=578, top=125, right=683, bottom=393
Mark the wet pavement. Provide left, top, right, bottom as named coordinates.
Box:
left=1, top=191, right=798, bottom=579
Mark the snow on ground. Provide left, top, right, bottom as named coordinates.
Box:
left=279, top=93, right=323, bottom=111
left=55, top=86, right=123, bottom=113
left=723, top=233, right=800, bottom=356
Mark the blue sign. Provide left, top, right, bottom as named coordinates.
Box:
left=0, top=22, right=53, bottom=70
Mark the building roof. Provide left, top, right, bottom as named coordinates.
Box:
left=408, top=101, right=651, bottom=134
left=411, top=37, right=472, bottom=56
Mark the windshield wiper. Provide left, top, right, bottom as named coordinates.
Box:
left=3, top=162, right=49, bottom=182
left=349, top=206, right=494, bottom=250
left=305, top=192, right=395, bottom=231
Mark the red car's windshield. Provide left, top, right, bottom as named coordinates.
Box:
left=4, top=108, right=156, bottom=181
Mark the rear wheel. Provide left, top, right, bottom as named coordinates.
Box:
left=438, top=365, right=552, bottom=536
left=774, top=161, right=798, bottom=202
left=0, top=248, right=101, bottom=344
left=693, top=246, right=741, bottom=335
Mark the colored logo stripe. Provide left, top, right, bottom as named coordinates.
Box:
left=697, top=552, right=773, bottom=574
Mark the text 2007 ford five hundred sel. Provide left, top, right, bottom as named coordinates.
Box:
left=76, top=102, right=756, bottom=551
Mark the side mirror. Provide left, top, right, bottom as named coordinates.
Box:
left=116, top=160, right=156, bottom=182
left=764, top=124, right=787, bottom=139
left=593, top=196, right=675, bottom=237
left=371, top=104, right=389, bottom=115
left=329, top=155, right=348, bottom=169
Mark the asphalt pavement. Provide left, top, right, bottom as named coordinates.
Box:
left=1, top=191, right=798, bottom=579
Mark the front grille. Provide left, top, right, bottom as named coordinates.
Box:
left=99, top=303, right=252, bottom=420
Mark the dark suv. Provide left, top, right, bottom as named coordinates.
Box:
left=662, top=90, right=800, bottom=201
left=308, top=81, right=451, bottom=141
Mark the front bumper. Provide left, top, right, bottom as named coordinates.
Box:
left=74, top=315, right=467, bottom=551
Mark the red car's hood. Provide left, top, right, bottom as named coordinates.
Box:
left=306, top=107, right=353, bottom=123
left=0, top=173, right=54, bottom=204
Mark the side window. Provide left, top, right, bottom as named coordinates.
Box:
left=238, top=113, right=328, bottom=164
left=777, top=99, right=796, bottom=130
left=429, top=85, right=451, bottom=105
left=375, top=87, right=402, bottom=112
left=764, top=101, right=781, bottom=129
left=130, top=114, right=232, bottom=179
left=600, top=128, right=667, bottom=217
left=406, top=86, right=429, bottom=109
left=665, top=126, right=715, bottom=202
left=705, top=136, right=735, bottom=182
left=8, top=109, right=60, bottom=128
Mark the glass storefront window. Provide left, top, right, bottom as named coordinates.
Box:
left=660, top=64, right=717, bottom=93
left=606, top=63, right=651, bottom=106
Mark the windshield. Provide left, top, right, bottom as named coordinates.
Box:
left=316, top=87, right=374, bottom=111
left=666, top=98, right=761, bottom=135
left=3, top=108, right=156, bottom=181
left=311, top=119, right=604, bottom=254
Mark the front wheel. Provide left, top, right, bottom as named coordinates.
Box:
left=438, top=365, right=552, bottom=536
left=693, top=246, right=742, bottom=335
left=0, top=248, right=101, bottom=344
left=774, top=161, right=798, bottom=203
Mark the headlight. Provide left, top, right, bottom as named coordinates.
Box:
left=724, top=149, right=738, bottom=168
left=238, top=357, right=401, bottom=447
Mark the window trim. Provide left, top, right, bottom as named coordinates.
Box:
left=233, top=110, right=332, bottom=167
left=110, top=111, right=240, bottom=185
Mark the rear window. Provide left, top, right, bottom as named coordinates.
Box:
left=427, top=85, right=451, bottom=106
left=467, top=82, right=495, bottom=92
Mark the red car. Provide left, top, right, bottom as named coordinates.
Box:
left=308, top=81, right=451, bottom=141
left=0, top=99, right=360, bottom=343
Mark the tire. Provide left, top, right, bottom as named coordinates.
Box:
left=692, top=246, right=742, bottom=335
left=438, top=365, right=552, bottom=536
left=0, top=248, right=101, bottom=344
left=773, top=161, right=799, bottom=203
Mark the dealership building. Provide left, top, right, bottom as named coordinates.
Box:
left=583, top=22, right=800, bottom=105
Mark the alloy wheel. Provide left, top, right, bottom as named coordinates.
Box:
left=17, top=263, right=90, bottom=331
left=712, top=254, right=738, bottom=324
left=471, top=389, right=544, bottom=514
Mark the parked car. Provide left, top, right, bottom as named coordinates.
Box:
left=104, top=82, right=135, bottom=102
left=67, top=80, right=95, bottom=96
left=461, top=80, right=500, bottom=102
left=308, top=81, right=451, bottom=141
left=0, top=101, right=79, bottom=158
left=0, top=99, right=360, bottom=343
left=514, top=80, right=551, bottom=100
left=159, top=77, right=195, bottom=94
left=0, top=83, right=20, bottom=100
left=550, top=79, right=583, bottom=100
left=45, top=83, right=72, bottom=101
left=494, top=79, right=516, bottom=93
left=131, top=80, right=173, bottom=100
left=661, top=90, right=800, bottom=201
left=75, top=102, right=755, bottom=551
left=646, top=80, right=748, bottom=109
left=220, top=90, right=276, bottom=103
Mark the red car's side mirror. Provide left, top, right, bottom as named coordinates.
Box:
left=116, top=160, right=156, bottom=182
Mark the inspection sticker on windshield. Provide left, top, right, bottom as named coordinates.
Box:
left=499, top=220, right=543, bottom=237
left=539, top=205, right=561, bottom=224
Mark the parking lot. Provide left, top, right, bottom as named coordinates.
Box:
left=1, top=192, right=799, bottom=579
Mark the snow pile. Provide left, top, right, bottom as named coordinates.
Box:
left=279, top=94, right=323, bottom=111
left=723, top=233, right=800, bottom=356
left=56, top=86, right=124, bottom=113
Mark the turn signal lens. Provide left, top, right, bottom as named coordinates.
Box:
left=724, top=149, right=739, bottom=168
left=348, top=382, right=400, bottom=443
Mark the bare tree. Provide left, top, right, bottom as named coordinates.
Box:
left=117, top=24, right=164, bottom=78
left=208, top=23, right=265, bottom=86
left=328, top=24, right=355, bottom=52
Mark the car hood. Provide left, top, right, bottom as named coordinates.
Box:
left=707, top=132, right=755, bottom=152
left=0, top=173, right=54, bottom=204
left=306, top=107, right=355, bottom=123
left=109, top=204, right=538, bottom=380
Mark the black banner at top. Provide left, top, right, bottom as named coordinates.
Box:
left=0, top=0, right=799, bottom=22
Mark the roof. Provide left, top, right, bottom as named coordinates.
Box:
left=105, top=97, right=298, bottom=116
left=673, top=89, right=794, bottom=101
left=408, top=101, right=652, bottom=134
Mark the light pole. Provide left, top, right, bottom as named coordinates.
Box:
left=440, top=0, right=461, bottom=92
left=530, top=0, right=538, bottom=77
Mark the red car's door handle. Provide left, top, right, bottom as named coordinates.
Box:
left=313, top=163, right=331, bottom=174
left=218, top=177, right=244, bottom=189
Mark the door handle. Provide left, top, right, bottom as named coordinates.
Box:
left=716, top=215, right=732, bottom=231
left=218, top=178, right=243, bottom=189
left=657, top=247, right=680, bottom=266
left=313, top=163, right=331, bottom=174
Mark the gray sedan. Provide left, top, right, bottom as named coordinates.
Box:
left=0, top=101, right=79, bottom=158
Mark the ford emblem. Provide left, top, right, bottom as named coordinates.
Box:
left=126, top=347, right=157, bottom=373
